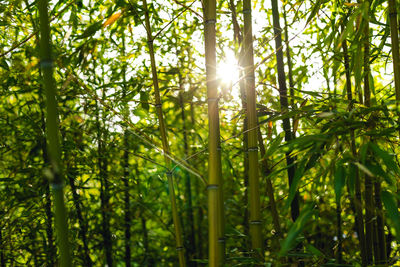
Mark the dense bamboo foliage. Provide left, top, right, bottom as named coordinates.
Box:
left=2, top=0, right=400, bottom=266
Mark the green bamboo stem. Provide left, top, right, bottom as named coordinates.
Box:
left=97, top=94, right=113, bottom=266
left=341, top=20, right=368, bottom=266
left=283, top=5, right=295, bottom=109
left=374, top=180, right=387, bottom=264
left=0, top=227, right=4, bottom=267
left=388, top=0, right=400, bottom=142
left=257, top=128, right=281, bottom=237
left=179, top=87, right=197, bottom=266
left=204, top=0, right=225, bottom=265
left=38, top=0, right=71, bottom=266
left=228, top=0, right=249, bottom=240
left=270, top=0, right=300, bottom=222
left=121, top=34, right=132, bottom=267
left=362, top=2, right=374, bottom=264
left=243, top=0, right=263, bottom=259
left=389, top=0, right=400, bottom=102
left=142, top=1, right=186, bottom=266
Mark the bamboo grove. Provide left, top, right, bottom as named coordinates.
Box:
left=2, top=0, right=400, bottom=266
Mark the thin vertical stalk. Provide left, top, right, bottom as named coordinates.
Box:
left=228, top=0, right=249, bottom=240
left=97, top=86, right=113, bottom=266
left=123, top=136, right=131, bottom=267
left=341, top=20, right=368, bottom=266
left=374, top=180, right=387, bottom=264
left=203, top=0, right=225, bottom=265
left=257, top=128, right=281, bottom=237
left=388, top=0, right=400, bottom=141
left=283, top=5, right=295, bottom=109
left=243, top=0, right=263, bottom=258
left=362, top=2, right=374, bottom=264
left=179, top=86, right=196, bottom=266
left=0, top=222, right=5, bottom=267
left=389, top=0, right=400, bottom=101
left=143, top=1, right=186, bottom=266
left=270, top=0, right=300, bottom=222
left=38, top=0, right=71, bottom=266
left=121, top=35, right=132, bottom=267
left=65, top=150, right=92, bottom=266
left=190, top=99, right=205, bottom=260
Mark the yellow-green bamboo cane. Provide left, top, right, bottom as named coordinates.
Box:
left=38, top=0, right=71, bottom=266
left=204, top=0, right=225, bottom=265
left=243, top=0, right=263, bottom=257
left=143, top=1, right=186, bottom=266
left=389, top=0, right=400, bottom=102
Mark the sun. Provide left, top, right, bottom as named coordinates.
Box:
left=217, top=50, right=239, bottom=86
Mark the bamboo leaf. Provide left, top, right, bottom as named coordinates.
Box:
left=306, top=0, right=323, bottom=24
left=77, top=21, right=102, bottom=39
left=334, top=163, right=346, bottom=203
left=369, top=143, right=399, bottom=174
left=354, top=162, right=374, bottom=177
left=103, top=11, right=123, bottom=28
left=382, top=191, right=400, bottom=242
left=279, top=204, right=315, bottom=257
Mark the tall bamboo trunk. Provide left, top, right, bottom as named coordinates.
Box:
left=374, top=180, right=387, bottom=264
left=190, top=99, right=205, bottom=260
left=143, top=1, right=186, bottom=265
left=65, top=152, right=92, bottom=266
left=389, top=0, right=400, bottom=102
left=361, top=2, right=375, bottom=264
left=38, top=1, right=71, bottom=266
left=121, top=35, right=132, bottom=267
left=0, top=227, right=4, bottom=267
left=228, top=0, right=249, bottom=241
left=242, top=1, right=263, bottom=260
left=341, top=21, right=368, bottom=266
left=123, top=133, right=131, bottom=267
left=179, top=88, right=197, bottom=266
left=96, top=92, right=113, bottom=266
left=270, top=0, right=300, bottom=223
left=283, top=5, right=295, bottom=110
left=257, top=129, right=281, bottom=236
left=203, top=0, right=225, bottom=265
left=39, top=59, right=56, bottom=267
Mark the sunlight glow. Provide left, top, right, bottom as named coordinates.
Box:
left=217, top=49, right=239, bottom=87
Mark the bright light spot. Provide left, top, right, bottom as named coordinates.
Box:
left=217, top=49, right=239, bottom=86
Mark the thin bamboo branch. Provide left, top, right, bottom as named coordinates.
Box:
left=143, top=0, right=186, bottom=266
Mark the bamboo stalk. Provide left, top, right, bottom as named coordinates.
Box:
left=142, top=1, right=186, bottom=266
left=97, top=94, right=113, bottom=267
left=228, top=0, right=249, bottom=240
left=121, top=34, right=132, bottom=267
left=203, top=0, right=225, bottom=265
left=270, top=0, right=300, bottom=223
left=283, top=5, right=295, bottom=109
left=389, top=0, right=400, bottom=102
left=257, top=128, right=281, bottom=237
left=0, top=227, right=4, bottom=267
left=361, top=2, right=375, bottom=264
left=37, top=0, right=71, bottom=266
left=243, top=0, right=263, bottom=259
left=179, top=73, right=196, bottom=266
left=65, top=152, right=92, bottom=266
left=341, top=20, right=368, bottom=266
